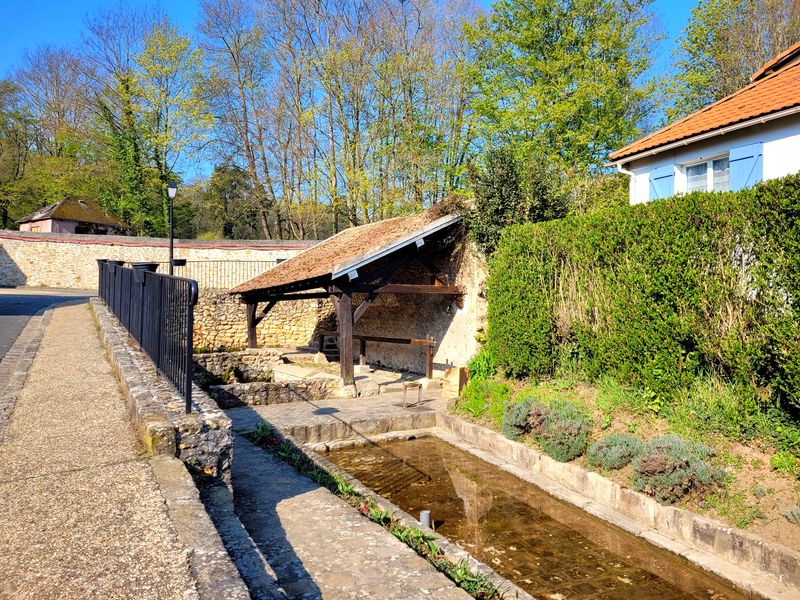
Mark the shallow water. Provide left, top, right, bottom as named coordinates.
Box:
left=326, top=436, right=751, bottom=600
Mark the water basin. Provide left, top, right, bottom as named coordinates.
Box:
left=326, top=436, right=751, bottom=599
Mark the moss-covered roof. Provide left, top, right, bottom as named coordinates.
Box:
left=18, top=197, right=128, bottom=229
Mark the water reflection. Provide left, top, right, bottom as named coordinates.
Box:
left=326, top=436, right=749, bottom=600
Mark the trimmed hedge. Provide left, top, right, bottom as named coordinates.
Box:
left=487, top=174, right=800, bottom=411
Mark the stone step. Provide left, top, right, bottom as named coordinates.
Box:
left=199, top=482, right=286, bottom=600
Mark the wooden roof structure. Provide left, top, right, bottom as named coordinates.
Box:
left=230, top=210, right=464, bottom=385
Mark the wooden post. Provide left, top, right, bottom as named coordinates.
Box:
left=359, top=338, right=367, bottom=366
left=338, top=293, right=354, bottom=385
left=246, top=302, right=258, bottom=349
left=425, top=345, right=433, bottom=379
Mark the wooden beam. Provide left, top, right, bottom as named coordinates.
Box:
left=245, top=302, right=258, bottom=349
left=338, top=293, right=354, bottom=385
left=317, top=330, right=436, bottom=347
left=253, top=300, right=277, bottom=326
left=352, top=292, right=377, bottom=324
left=242, top=291, right=330, bottom=303
left=336, top=283, right=463, bottom=295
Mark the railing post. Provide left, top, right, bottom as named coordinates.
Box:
left=96, top=259, right=108, bottom=299
left=186, top=280, right=198, bottom=414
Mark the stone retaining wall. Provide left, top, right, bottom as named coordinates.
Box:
left=91, top=298, right=233, bottom=482
left=207, top=379, right=342, bottom=409
left=0, top=229, right=312, bottom=288
left=435, top=413, right=800, bottom=599
left=193, top=291, right=336, bottom=352
left=193, top=348, right=283, bottom=387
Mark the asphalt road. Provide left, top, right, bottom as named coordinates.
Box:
left=0, top=288, right=93, bottom=362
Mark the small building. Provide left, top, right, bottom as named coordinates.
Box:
left=18, top=197, right=129, bottom=235
left=230, top=209, right=485, bottom=385
left=610, top=41, right=800, bottom=204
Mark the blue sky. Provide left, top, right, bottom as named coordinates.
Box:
left=0, top=0, right=697, bottom=179
left=0, top=0, right=697, bottom=78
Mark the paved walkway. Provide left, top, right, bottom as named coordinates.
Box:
left=225, top=432, right=469, bottom=599
left=220, top=395, right=469, bottom=599
left=0, top=302, right=197, bottom=599
left=0, top=287, right=91, bottom=361
left=227, top=392, right=447, bottom=437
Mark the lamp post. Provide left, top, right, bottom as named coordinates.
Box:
left=167, top=180, right=177, bottom=275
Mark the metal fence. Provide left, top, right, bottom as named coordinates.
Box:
left=98, top=260, right=198, bottom=413
left=174, top=260, right=277, bottom=290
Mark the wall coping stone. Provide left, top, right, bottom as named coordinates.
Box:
left=0, top=229, right=317, bottom=250
left=90, top=298, right=233, bottom=482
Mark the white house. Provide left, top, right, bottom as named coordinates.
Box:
left=610, top=41, right=800, bottom=204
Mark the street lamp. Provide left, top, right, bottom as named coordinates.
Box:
left=167, top=180, right=178, bottom=275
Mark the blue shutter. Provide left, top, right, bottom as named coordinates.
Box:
left=649, top=165, right=674, bottom=201
left=730, top=142, right=763, bottom=191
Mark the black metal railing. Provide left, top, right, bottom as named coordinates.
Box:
left=97, top=259, right=198, bottom=413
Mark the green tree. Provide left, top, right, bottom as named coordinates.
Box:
left=466, top=0, right=660, bottom=171
left=468, top=145, right=569, bottom=255
left=0, top=81, right=30, bottom=227
left=670, top=0, right=800, bottom=120
left=136, top=18, right=211, bottom=234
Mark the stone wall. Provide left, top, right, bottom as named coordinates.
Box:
left=207, top=379, right=342, bottom=409
left=194, top=290, right=336, bottom=351
left=193, top=348, right=283, bottom=387
left=350, top=242, right=488, bottom=376
left=0, top=229, right=313, bottom=289
left=90, top=299, right=233, bottom=482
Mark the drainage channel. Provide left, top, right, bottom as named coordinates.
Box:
left=325, top=436, right=751, bottom=600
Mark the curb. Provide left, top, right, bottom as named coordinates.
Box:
left=0, top=302, right=60, bottom=443
left=150, top=456, right=251, bottom=600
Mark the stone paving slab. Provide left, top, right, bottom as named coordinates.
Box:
left=229, top=432, right=470, bottom=599
left=226, top=392, right=446, bottom=438
left=0, top=303, right=199, bottom=599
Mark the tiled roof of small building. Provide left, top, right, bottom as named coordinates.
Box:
left=610, top=44, right=800, bottom=162
left=231, top=210, right=459, bottom=295
left=19, top=197, right=128, bottom=229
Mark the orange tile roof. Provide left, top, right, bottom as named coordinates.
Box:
left=752, top=40, right=800, bottom=81
left=610, top=56, right=800, bottom=162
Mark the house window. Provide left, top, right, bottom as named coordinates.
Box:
left=683, top=155, right=730, bottom=193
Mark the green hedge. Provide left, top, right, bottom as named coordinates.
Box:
left=487, top=174, right=800, bottom=410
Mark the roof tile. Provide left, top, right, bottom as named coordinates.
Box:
left=230, top=210, right=448, bottom=295
left=610, top=60, right=800, bottom=161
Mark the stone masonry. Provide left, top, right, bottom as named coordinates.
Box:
left=194, top=291, right=336, bottom=352
left=92, top=298, right=233, bottom=481
left=0, top=230, right=312, bottom=288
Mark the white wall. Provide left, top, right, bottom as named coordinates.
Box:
left=625, top=115, right=800, bottom=204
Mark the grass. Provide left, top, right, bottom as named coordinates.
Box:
left=705, top=488, right=767, bottom=528
left=247, top=423, right=500, bottom=599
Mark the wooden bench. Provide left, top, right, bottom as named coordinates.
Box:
left=316, top=330, right=436, bottom=379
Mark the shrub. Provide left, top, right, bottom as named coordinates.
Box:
left=501, top=397, right=549, bottom=440
left=458, top=378, right=510, bottom=422
left=486, top=174, right=800, bottom=414
left=535, top=400, right=591, bottom=462
left=587, top=434, right=643, bottom=470
left=632, top=435, right=725, bottom=504
left=467, top=348, right=497, bottom=380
